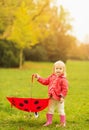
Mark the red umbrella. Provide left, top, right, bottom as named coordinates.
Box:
left=7, top=97, right=49, bottom=112
left=7, top=75, right=49, bottom=112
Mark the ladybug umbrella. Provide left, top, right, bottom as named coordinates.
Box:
left=7, top=75, right=49, bottom=112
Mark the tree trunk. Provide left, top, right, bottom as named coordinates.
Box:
left=19, top=48, right=23, bottom=69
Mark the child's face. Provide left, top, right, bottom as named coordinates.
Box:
left=54, top=64, right=64, bottom=76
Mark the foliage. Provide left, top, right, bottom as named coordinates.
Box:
left=0, top=40, right=20, bottom=67
left=24, top=6, right=76, bottom=63
left=68, top=42, right=89, bottom=60
left=8, top=2, right=38, bottom=48
left=37, top=6, right=75, bottom=62
left=0, top=0, right=21, bottom=35
left=24, top=44, right=48, bottom=61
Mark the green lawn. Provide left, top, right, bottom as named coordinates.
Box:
left=0, top=60, right=89, bottom=130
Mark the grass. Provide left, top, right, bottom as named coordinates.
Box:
left=0, top=60, right=89, bottom=130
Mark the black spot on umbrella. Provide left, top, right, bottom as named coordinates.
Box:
left=19, top=103, right=24, bottom=107
left=24, top=100, right=28, bottom=104
left=36, top=106, right=41, bottom=109
left=34, top=100, right=39, bottom=104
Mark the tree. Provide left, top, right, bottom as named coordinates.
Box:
left=24, top=4, right=77, bottom=63
left=40, top=6, right=74, bottom=62
left=0, top=0, right=21, bottom=37
left=8, top=2, right=39, bottom=68
left=6, top=0, right=52, bottom=68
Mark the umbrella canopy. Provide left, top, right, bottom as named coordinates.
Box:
left=7, top=97, right=49, bottom=112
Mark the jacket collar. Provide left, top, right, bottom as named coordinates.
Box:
left=53, top=73, right=65, bottom=78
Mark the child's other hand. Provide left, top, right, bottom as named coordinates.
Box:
left=60, top=97, right=64, bottom=103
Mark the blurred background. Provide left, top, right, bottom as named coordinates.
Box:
left=0, top=0, right=89, bottom=68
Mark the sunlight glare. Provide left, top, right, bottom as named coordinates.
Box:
left=51, top=0, right=89, bottom=43
left=59, top=0, right=89, bottom=43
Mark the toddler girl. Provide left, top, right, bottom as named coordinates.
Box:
left=33, top=60, right=68, bottom=127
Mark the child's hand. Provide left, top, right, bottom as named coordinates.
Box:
left=32, top=74, right=40, bottom=79
left=60, top=97, right=64, bottom=103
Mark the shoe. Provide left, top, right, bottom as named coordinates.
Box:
left=43, top=122, right=52, bottom=126
left=43, top=114, right=53, bottom=126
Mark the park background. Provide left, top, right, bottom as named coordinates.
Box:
left=0, top=0, right=89, bottom=130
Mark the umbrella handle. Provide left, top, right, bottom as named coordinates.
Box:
left=32, top=74, right=34, bottom=83
left=32, top=74, right=37, bottom=82
left=30, top=75, right=34, bottom=98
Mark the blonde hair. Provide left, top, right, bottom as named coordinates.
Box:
left=53, top=60, right=66, bottom=77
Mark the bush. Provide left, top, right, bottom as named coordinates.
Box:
left=24, top=44, right=48, bottom=61
left=0, top=40, right=20, bottom=68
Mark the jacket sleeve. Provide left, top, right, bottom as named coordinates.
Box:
left=60, top=78, right=68, bottom=98
left=37, top=77, right=50, bottom=85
